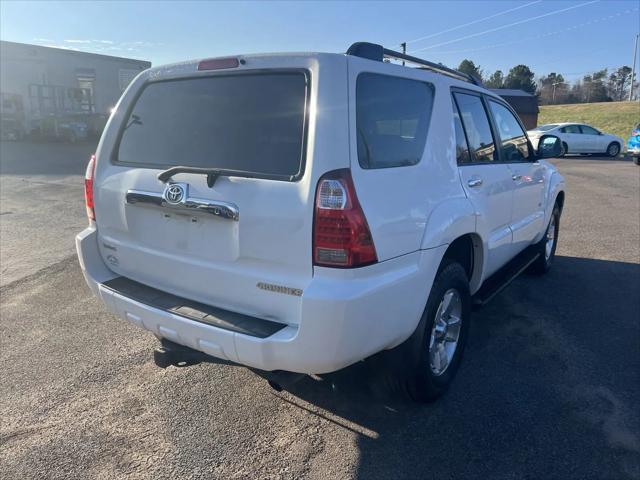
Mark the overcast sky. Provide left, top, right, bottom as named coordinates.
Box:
left=1, top=0, right=638, bottom=80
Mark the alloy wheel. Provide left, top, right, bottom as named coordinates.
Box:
left=545, top=215, right=556, bottom=260
left=428, top=289, right=462, bottom=376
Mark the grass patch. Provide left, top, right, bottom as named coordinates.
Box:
left=538, top=101, right=640, bottom=140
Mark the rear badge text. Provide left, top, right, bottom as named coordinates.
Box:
left=257, top=282, right=303, bottom=297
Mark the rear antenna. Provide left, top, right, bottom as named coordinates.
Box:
left=400, top=42, right=406, bottom=66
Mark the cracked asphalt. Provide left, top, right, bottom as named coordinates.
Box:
left=1, top=141, right=639, bottom=479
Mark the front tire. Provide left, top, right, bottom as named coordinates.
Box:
left=530, top=204, right=560, bottom=274
left=393, top=261, right=471, bottom=403
left=606, top=142, right=620, bottom=157
left=632, top=156, right=639, bottom=166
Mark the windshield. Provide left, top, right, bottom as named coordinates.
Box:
left=532, top=124, right=559, bottom=132
left=117, top=72, right=308, bottom=180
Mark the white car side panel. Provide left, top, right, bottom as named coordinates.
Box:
left=458, top=163, right=514, bottom=278
left=508, top=161, right=546, bottom=250
left=598, top=133, right=624, bottom=153
left=420, top=198, right=476, bottom=249
left=347, top=57, right=467, bottom=261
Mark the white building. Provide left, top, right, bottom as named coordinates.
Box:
left=0, top=40, right=151, bottom=134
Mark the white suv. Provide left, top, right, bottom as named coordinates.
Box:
left=76, top=42, right=565, bottom=402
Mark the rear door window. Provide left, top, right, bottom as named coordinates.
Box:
left=452, top=97, right=471, bottom=165
left=356, top=73, right=434, bottom=169
left=580, top=125, right=599, bottom=135
left=453, top=92, right=498, bottom=163
left=562, top=124, right=581, bottom=134
left=488, top=100, right=531, bottom=162
left=116, top=72, right=308, bottom=180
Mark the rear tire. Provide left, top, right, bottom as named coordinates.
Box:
left=530, top=204, right=560, bottom=274
left=385, top=261, right=471, bottom=403
left=633, top=156, right=639, bottom=166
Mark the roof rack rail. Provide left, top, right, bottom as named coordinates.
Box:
left=346, top=42, right=482, bottom=86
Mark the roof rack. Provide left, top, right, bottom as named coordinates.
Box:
left=346, top=42, right=482, bottom=86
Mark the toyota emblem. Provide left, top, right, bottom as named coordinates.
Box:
left=164, top=184, right=185, bottom=204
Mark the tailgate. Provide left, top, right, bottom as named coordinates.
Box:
left=92, top=56, right=349, bottom=326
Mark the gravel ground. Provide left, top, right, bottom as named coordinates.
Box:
left=0, top=141, right=93, bottom=286
left=1, top=143, right=639, bottom=479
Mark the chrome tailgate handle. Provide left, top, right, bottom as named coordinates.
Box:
left=183, top=197, right=239, bottom=221
left=126, top=189, right=239, bottom=221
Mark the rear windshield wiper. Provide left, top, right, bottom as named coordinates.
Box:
left=157, top=166, right=259, bottom=188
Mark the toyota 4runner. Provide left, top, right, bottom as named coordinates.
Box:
left=76, top=42, right=565, bottom=402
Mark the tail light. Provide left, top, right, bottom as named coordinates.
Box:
left=85, top=154, right=96, bottom=221
left=313, top=169, right=377, bottom=268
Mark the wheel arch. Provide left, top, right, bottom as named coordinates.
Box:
left=607, top=140, right=621, bottom=156
left=420, top=197, right=477, bottom=250
left=440, top=233, right=484, bottom=294
left=555, top=189, right=565, bottom=213
left=421, top=198, right=484, bottom=294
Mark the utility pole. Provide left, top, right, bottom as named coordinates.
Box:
left=629, top=33, right=639, bottom=102
left=401, top=42, right=406, bottom=66
left=552, top=81, right=563, bottom=104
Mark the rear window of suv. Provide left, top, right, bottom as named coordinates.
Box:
left=116, top=72, right=308, bottom=180
left=356, top=73, right=434, bottom=169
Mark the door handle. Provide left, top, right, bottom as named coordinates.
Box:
left=512, top=174, right=522, bottom=181
left=467, top=177, right=483, bottom=188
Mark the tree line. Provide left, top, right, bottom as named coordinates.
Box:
left=456, top=59, right=637, bottom=105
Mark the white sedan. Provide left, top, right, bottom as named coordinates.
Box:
left=527, top=123, right=624, bottom=157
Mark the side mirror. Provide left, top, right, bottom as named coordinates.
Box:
left=536, top=135, right=562, bottom=159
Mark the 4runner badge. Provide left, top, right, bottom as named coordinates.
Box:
left=164, top=183, right=185, bottom=204
left=257, top=282, right=303, bottom=297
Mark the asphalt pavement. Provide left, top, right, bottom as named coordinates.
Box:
left=0, top=141, right=94, bottom=286
left=1, top=141, right=639, bottom=480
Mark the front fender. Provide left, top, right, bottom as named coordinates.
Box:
left=420, top=197, right=476, bottom=249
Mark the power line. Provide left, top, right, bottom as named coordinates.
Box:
left=405, top=0, right=542, bottom=45
left=410, top=0, right=599, bottom=53
left=423, top=7, right=637, bottom=56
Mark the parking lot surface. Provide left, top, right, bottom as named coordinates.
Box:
left=1, top=142, right=639, bottom=479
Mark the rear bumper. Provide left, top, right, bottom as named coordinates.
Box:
left=627, top=146, right=640, bottom=155
left=76, top=227, right=445, bottom=374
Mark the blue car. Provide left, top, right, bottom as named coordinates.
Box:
left=628, top=123, right=640, bottom=165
